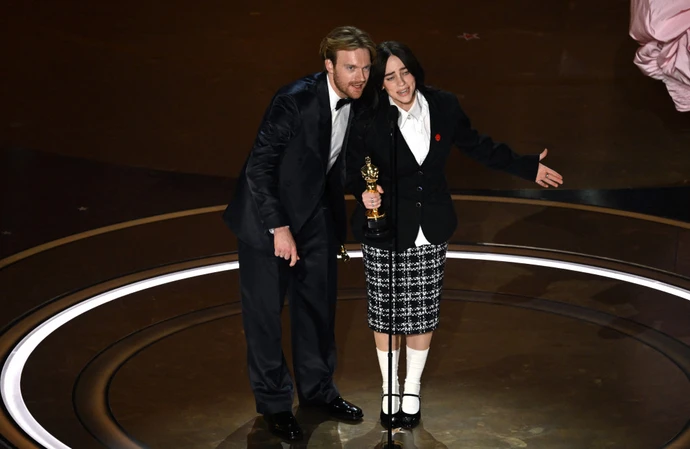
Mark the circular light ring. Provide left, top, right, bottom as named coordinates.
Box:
left=3, top=251, right=690, bottom=448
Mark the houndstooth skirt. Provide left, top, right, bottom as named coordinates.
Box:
left=361, top=242, right=448, bottom=335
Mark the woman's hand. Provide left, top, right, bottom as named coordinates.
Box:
left=362, top=185, right=384, bottom=209
left=535, top=148, right=564, bottom=188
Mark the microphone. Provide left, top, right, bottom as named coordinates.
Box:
left=380, top=103, right=402, bottom=449
left=388, top=105, right=399, bottom=127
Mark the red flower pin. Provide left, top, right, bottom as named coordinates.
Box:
left=435, top=134, right=441, bottom=142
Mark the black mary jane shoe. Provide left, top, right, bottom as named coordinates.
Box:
left=400, top=393, right=421, bottom=429
left=326, top=396, right=364, bottom=422
left=380, top=393, right=402, bottom=429
left=263, top=411, right=304, bottom=441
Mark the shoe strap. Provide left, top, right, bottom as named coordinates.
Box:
left=381, top=393, right=401, bottom=398
left=402, top=393, right=420, bottom=398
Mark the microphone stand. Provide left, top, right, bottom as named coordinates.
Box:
left=379, top=105, right=402, bottom=449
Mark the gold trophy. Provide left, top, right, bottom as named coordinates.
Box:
left=361, top=156, right=390, bottom=240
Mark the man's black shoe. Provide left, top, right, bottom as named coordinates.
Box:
left=263, top=411, right=303, bottom=441
left=326, top=396, right=364, bottom=421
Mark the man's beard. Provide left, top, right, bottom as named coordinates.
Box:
left=333, top=73, right=363, bottom=99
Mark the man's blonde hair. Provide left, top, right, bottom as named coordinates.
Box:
left=319, top=26, right=376, bottom=64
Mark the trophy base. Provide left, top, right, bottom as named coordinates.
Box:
left=364, top=218, right=390, bottom=241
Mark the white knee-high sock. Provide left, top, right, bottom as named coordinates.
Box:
left=377, top=348, right=400, bottom=414
left=402, top=346, right=429, bottom=414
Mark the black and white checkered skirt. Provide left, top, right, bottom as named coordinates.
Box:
left=361, top=242, right=448, bottom=335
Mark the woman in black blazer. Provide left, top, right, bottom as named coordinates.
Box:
left=345, top=41, right=563, bottom=429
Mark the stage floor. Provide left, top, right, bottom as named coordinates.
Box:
left=2, top=151, right=690, bottom=449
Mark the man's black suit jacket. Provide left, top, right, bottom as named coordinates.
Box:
left=224, top=72, right=351, bottom=252
left=345, top=87, right=540, bottom=252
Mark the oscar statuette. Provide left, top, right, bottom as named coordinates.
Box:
left=361, top=156, right=390, bottom=240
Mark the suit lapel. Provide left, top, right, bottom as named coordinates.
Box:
left=423, top=89, right=441, bottom=168
left=394, top=126, right=419, bottom=169
left=316, top=73, right=332, bottom=171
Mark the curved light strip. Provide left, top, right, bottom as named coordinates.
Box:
left=449, top=252, right=690, bottom=301
left=0, top=262, right=237, bottom=449
left=2, top=251, right=690, bottom=448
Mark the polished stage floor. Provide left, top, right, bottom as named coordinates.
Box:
left=2, top=1, right=690, bottom=448
left=2, top=149, right=690, bottom=448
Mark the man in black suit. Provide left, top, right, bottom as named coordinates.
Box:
left=223, top=26, right=376, bottom=442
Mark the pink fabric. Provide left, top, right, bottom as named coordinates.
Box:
left=630, top=0, right=690, bottom=112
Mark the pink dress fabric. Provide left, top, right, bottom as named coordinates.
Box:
left=630, top=0, right=690, bottom=112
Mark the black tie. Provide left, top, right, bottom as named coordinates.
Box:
left=335, top=98, right=353, bottom=110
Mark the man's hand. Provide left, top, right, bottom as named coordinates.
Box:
left=273, top=226, right=299, bottom=267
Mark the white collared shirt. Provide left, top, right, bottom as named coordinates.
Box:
left=389, top=90, right=430, bottom=166
left=389, top=90, right=431, bottom=246
left=326, top=74, right=351, bottom=173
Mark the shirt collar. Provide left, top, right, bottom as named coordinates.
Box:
left=389, top=90, right=426, bottom=126
left=326, top=74, right=346, bottom=111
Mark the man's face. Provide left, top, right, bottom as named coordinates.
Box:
left=325, top=48, right=371, bottom=99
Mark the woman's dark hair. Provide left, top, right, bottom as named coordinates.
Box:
left=362, top=41, right=426, bottom=110
left=371, top=41, right=425, bottom=90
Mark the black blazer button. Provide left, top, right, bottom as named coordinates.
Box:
left=416, top=202, right=422, bottom=208
left=417, top=170, right=423, bottom=176
left=417, top=186, right=423, bottom=191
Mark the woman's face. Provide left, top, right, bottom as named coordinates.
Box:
left=382, top=55, right=416, bottom=111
